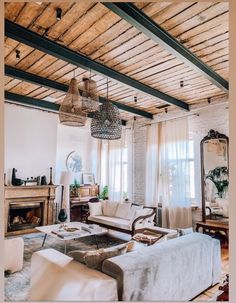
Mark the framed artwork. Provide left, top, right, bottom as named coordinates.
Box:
left=82, top=173, right=95, bottom=185
left=66, top=151, right=82, bottom=173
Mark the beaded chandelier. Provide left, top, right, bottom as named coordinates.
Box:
left=91, top=80, right=121, bottom=140
left=81, top=77, right=99, bottom=113
left=59, top=78, right=87, bottom=127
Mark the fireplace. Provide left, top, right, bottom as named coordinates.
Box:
left=8, top=201, right=44, bottom=232
left=5, top=185, right=57, bottom=236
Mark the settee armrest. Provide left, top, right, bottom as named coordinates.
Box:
left=30, top=248, right=118, bottom=301
left=131, top=207, right=156, bottom=235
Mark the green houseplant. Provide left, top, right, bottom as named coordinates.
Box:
left=206, top=166, right=229, bottom=199
left=100, top=185, right=109, bottom=200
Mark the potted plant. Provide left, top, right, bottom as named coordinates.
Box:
left=206, top=166, right=229, bottom=199
left=100, top=185, right=109, bottom=200
left=70, top=178, right=80, bottom=198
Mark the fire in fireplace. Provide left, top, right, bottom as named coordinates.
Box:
left=8, top=201, right=43, bottom=232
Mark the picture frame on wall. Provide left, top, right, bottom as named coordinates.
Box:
left=82, top=173, right=95, bottom=185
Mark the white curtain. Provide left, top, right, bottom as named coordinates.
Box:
left=145, top=123, right=159, bottom=206
left=100, top=128, right=133, bottom=202
left=158, top=118, right=192, bottom=228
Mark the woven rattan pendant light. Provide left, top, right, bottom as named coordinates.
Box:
left=81, top=75, right=99, bottom=113
left=91, top=79, right=121, bottom=140
left=59, top=75, right=87, bottom=127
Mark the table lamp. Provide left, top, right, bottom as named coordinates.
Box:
left=58, top=171, right=74, bottom=224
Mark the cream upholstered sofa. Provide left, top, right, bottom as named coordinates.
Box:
left=87, top=201, right=156, bottom=235
left=30, top=232, right=221, bottom=301
left=4, top=237, right=24, bottom=273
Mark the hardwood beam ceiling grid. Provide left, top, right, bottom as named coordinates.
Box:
left=5, top=20, right=189, bottom=111
left=5, top=66, right=154, bottom=119
left=4, top=2, right=228, bottom=116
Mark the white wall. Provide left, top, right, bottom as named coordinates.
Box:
left=4, top=104, right=58, bottom=184
left=55, top=122, right=100, bottom=185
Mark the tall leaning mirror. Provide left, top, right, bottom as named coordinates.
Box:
left=201, top=129, right=229, bottom=222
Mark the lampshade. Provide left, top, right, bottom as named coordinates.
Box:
left=59, top=78, right=87, bottom=126
left=91, top=102, right=122, bottom=140
left=90, top=79, right=122, bottom=140
left=81, top=77, right=99, bottom=113
left=60, top=171, right=74, bottom=185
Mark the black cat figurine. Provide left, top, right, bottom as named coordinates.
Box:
left=11, top=168, right=24, bottom=186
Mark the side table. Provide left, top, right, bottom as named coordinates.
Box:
left=195, top=220, right=229, bottom=247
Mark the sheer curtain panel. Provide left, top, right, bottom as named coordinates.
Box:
left=159, top=118, right=192, bottom=228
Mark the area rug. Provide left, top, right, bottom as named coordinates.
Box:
left=4, top=232, right=127, bottom=302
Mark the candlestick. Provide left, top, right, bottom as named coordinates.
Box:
left=48, top=167, right=54, bottom=185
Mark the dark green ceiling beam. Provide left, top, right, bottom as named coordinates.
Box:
left=4, top=91, right=127, bottom=126
left=5, top=19, right=189, bottom=111
left=103, top=2, right=229, bottom=92
left=5, top=65, right=153, bottom=119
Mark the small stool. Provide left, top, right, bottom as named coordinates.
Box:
left=4, top=237, right=24, bottom=273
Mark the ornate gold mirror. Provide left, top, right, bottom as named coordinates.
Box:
left=201, top=130, right=229, bottom=222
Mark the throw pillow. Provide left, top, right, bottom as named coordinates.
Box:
left=127, top=205, right=143, bottom=220
left=88, top=202, right=103, bottom=216
left=115, top=202, right=132, bottom=219
left=68, top=250, right=88, bottom=263
left=84, top=245, right=127, bottom=270
left=102, top=201, right=119, bottom=217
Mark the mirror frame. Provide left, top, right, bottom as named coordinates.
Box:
left=200, top=129, right=229, bottom=222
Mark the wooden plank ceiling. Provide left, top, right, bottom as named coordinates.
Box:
left=4, top=1, right=229, bottom=120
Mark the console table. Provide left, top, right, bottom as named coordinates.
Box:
left=70, top=185, right=99, bottom=222
left=196, top=220, right=229, bottom=246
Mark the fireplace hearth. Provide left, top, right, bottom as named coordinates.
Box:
left=5, top=185, right=57, bottom=236
left=8, top=201, right=43, bottom=232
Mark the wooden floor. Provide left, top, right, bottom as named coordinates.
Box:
left=193, top=247, right=229, bottom=301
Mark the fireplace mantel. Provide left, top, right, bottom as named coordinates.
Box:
left=5, top=185, right=57, bottom=236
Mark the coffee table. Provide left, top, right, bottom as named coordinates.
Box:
left=36, top=222, right=107, bottom=254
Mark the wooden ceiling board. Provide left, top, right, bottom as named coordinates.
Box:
left=46, top=2, right=95, bottom=40
left=5, top=2, right=26, bottom=22
left=4, top=2, right=228, bottom=118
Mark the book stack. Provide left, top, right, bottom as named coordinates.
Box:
left=51, top=227, right=87, bottom=238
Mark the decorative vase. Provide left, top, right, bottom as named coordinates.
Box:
left=58, top=208, right=67, bottom=223
left=11, top=168, right=24, bottom=186
left=41, top=175, right=47, bottom=185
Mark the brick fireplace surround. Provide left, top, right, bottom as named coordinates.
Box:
left=4, top=185, right=57, bottom=237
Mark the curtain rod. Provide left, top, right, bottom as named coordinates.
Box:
left=139, top=100, right=228, bottom=127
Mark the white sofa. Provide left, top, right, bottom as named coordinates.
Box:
left=87, top=201, right=156, bottom=235
left=30, top=232, right=221, bottom=301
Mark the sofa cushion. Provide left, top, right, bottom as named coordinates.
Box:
left=115, top=202, right=132, bottom=219
left=88, top=202, right=103, bottom=216
left=102, top=201, right=119, bottom=217
left=88, top=215, right=131, bottom=230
